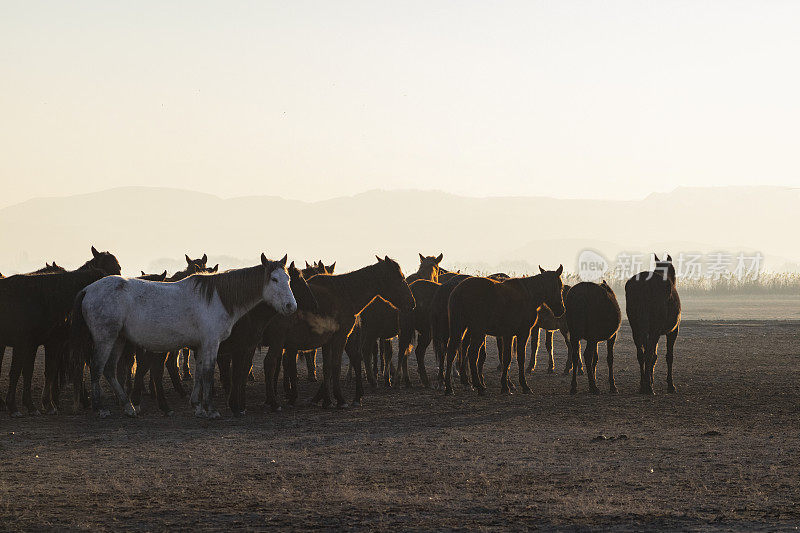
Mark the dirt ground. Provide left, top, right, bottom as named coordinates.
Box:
left=1, top=318, right=799, bottom=531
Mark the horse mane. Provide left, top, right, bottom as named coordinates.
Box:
left=190, top=263, right=273, bottom=315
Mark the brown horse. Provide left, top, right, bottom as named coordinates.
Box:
left=2, top=246, right=119, bottom=416
left=444, top=266, right=565, bottom=395
left=406, top=253, right=443, bottom=284
left=566, top=281, right=622, bottom=394
left=626, top=254, right=681, bottom=395
left=345, top=296, right=401, bottom=388
left=262, top=256, right=415, bottom=408
left=295, top=260, right=336, bottom=381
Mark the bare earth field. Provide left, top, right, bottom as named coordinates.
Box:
left=1, top=317, right=799, bottom=531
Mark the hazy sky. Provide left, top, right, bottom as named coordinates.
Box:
left=2, top=1, right=799, bottom=207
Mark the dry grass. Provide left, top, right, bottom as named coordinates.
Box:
left=1, top=319, right=799, bottom=531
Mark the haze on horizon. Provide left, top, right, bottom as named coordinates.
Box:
left=2, top=1, right=800, bottom=208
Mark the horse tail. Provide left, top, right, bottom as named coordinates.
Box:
left=68, top=289, right=92, bottom=385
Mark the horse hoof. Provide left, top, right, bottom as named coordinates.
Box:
left=99, top=409, right=111, bottom=419
left=352, top=400, right=362, bottom=407
left=500, top=389, right=511, bottom=396
left=570, top=387, right=577, bottom=395
left=208, top=410, right=221, bottom=420
left=444, top=388, right=454, bottom=396
left=133, top=404, right=142, bottom=415
left=306, top=376, right=317, bottom=383
left=164, top=410, right=175, bottom=417
left=29, top=409, right=41, bottom=416
left=547, top=367, right=554, bottom=374
left=10, top=410, right=23, bottom=418
left=194, top=406, right=207, bottom=418
left=232, top=410, right=245, bottom=418
left=337, top=402, right=350, bottom=409
left=667, top=385, right=677, bottom=393
left=123, top=405, right=137, bottom=418
left=46, top=408, right=58, bottom=416
left=578, top=369, right=585, bottom=376
left=521, top=387, right=532, bottom=395
left=590, top=388, right=600, bottom=396
left=610, top=386, right=619, bottom=394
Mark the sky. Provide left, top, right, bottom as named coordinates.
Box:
left=2, top=1, right=800, bottom=207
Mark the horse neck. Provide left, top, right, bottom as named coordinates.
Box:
left=520, top=275, right=547, bottom=308
left=329, top=266, right=387, bottom=315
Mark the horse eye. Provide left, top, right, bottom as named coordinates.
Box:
left=271, top=277, right=278, bottom=283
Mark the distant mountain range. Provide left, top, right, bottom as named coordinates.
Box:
left=1, top=186, right=798, bottom=276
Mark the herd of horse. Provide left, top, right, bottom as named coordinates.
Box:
left=0, top=248, right=681, bottom=418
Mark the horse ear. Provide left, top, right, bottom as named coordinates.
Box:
left=318, top=259, right=323, bottom=268
left=289, top=261, right=296, bottom=270
left=667, top=254, right=673, bottom=262
left=376, top=255, right=383, bottom=262
left=201, top=254, right=207, bottom=264
left=211, top=264, right=218, bottom=272
left=92, top=246, right=100, bottom=258
left=436, top=253, right=443, bottom=264
left=185, top=254, right=192, bottom=264
left=261, top=253, right=268, bottom=266
left=329, top=262, right=336, bottom=273
left=305, top=261, right=311, bottom=268
left=539, top=265, right=545, bottom=274
left=279, top=254, right=288, bottom=268
left=654, top=253, right=660, bottom=262
left=161, top=270, right=167, bottom=277
left=419, top=253, right=425, bottom=262
left=385, top=255, right=390, bottom=262
left=556, top=264, right=564, bottom=276
left=141, top=270, right=146, bottom=276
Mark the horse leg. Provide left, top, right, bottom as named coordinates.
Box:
left=305, top=349, right=317, bottom=382
left=180, top=348, right=191, bottom=380
left=415, top=329, right=432, bottom=388
left=569, top=339, right=581, bottom=394
left=346, top=340, right=364, bottom=406
left=361, top=338, right=377, bottom=390
left=0, top=346, right=5, bottom=411
left=164, top=351, right=186, bottom=397
left=467, top=333, right=484, bottom=395
left=562, top=330, right=574, bottom=375
left=152, top=352, right=172, bottom=415
left=329, top=336, right=349, bottom=408
left=382, top=339, right=395, bottom=388
left=586, top=341, right=600, bottom=394
left=433, top=336, right=446, bottom=390
left=644, top=336, right=658, bottom=395
left=400, top=340, right=412, bottom=388
left=130, top=351, right=148, bottom=411
left=665, top=327, right=678, bottom=393
left=443, top=330, right=462, bottom=396
left=476, top=341, right=487, bottom=390
left=607, top=334, right=618, bottom=394
left=516, top=330, right=532, bottom=393
left=634, top=334, right=647, bottom=394
left=263, top=344, right=280, bottom=409
left=545, top=330, right=555, bottom=373
left=499, top=336, right=513, bottom=395
left=527, top=327, right=540, bottom=373
left=104, top=337, right=136, bottom=417
left=458, top=335, right=470, bottom=386
left=6, top=346, right=32, bottom=417
left=42, top=341, right=60, bottom=414
left=196, top=343, right=221, bottom=419
left=20, top=345, right=40, bottom=416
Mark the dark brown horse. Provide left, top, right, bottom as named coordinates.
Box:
left=1, top=265, right=107, bottom=415
left=302, top=260, right=335, bottom=279
left=215, top=261, right=318, bottom=416
left=566, top=281, right=621, bottom=394
left=406, top=253, right=443, bottom=284
left=296, top=260, right=335, bottom=381
left=444, top=266, right=565, bottom=395
left=262, top=256, right=415, bottom=408
left=0, top=262, right=68, bottom=412
left=346, top=296, right=401, bottom=388
left=626, top=254, right=681, bottom=395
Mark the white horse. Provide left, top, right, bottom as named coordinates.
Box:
left=71, top=254, right=297, bottom=419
